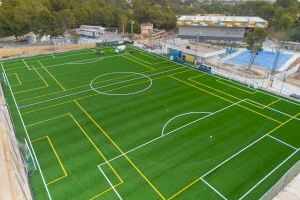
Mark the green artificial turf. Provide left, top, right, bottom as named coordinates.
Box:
left=1, top=45, right=300, bottom=200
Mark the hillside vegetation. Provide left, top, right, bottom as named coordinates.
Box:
left=0, top=0, right=299, bottom=41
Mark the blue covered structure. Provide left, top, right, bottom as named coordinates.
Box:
left=227, top=50, right=292, bottom=70
left=171, top=50, right=184, bottom=63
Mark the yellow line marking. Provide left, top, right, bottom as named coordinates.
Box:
left=132, top=48, right=282, bottom=113
left=14, top=64, right=49, bottom=94
left=135, top=51, right=166, bottom=64
left=17, top=64, right=177, bottom=103
left=68, top=113, right=123, bottom=183
left=239, top=104, right=282, bottom=124
left=190, top=73, right=207, bottom=79
left=216, top=79, right=257, bottom=94
left=269, top=112, right=300, bottom=135
left=14, top=85, right=49, bottom=94
left=168, top=113, right=300, bottom=199
left=21, top=69, right=191, bottom=115
left=122, top=54, right=154, bottom=70
left=7, top=73, right=22, bottom=87
left=188, top=77, right=275, bottom=110
left=27, top=114, right=69, bottom=127
left=128, top=53, right=153, bottom=65
left=15, top=73, right=21, bottom=85
left=152, top=60, right=169, bottom=65
left=136, top=50, right=160, bottom=60
left=5, top=66, right=26, bottom=72
left=168, top=177, right=200, bottom=200
left=74, top=101, right=166, bottom=200
left=32, top=65, right=49, bottom=86
left=29, top=113, right=124, bottom=196
left=18, top=47, right=288, bottom=198
left=89, top=182, right=123, bottom=200
left=31, top=135, right=68, bottom=185
left=263, top=98, right=281, bottom=109
left=38, top=60, right=66, bottom=91
left=170, top=76, right=282, bottom=124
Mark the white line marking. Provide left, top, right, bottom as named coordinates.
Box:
left=4, top=49, right=96, bottom=67
left=90, top=72, right=153, bottom=96
left=199, top=111, right=299, bottom=180
left=1, top=63, right=8, bottom=86
left=24, top=138, right=37, bottom=170
left=22, top=59, right=30, bottom=70
left=130, top=45, right=300, bottom=107
left=238, top=149, right=299, bottom=200
left=245, top=99, right=300, bottom=121
left=1, top=65, right=52, bottom=200
left=201, top=134, right=268, bottom=179
left=98, top=165, right=123, bottom=200
left=38, top=54, right=121, bottom=69
left=99, top=100, right=244, bottom=167
left=37, top=49, right=95, bottom=61
left=201, top=177, right=228, bottom=200
left=19, top=66, right=186, bottom=109
left=267, top=135, right=298, bottom=150
left=161, top=112, right=212, bottom=136
left=197, top=120, right=299, bottom=200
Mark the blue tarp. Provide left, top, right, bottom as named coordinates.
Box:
left=227, top=50, right=292, bottom=69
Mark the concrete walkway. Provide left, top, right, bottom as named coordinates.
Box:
left=274, top=174, right=300, bottom=200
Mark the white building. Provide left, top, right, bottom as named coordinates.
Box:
left=177, top=15, right=268, bottom=41
left=76, top=25, right=106, bottom=38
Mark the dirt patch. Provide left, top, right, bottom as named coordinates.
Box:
left=208, top=62, right=267, bottom=79
left=287, top=72, right=300, bottom=87
left=0, top=44, right=96, bottom=59
left=287, top=57, right=300, bottom=70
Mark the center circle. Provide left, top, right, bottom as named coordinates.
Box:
left=90, top=72, right=153, bottom=96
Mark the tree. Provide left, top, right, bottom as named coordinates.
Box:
left=118, top=14, right=128, bottom=35
left=275, top=0, right=298, bottom=9
left=126, top=21, right=141, bottom=35
left=32, top=10, right=64, bottom=38
left=272, top=11, right=294, bottom=31
left=245, top=28, right=268, bottom=70
left=289, top=17, right=300, bottom=41
left=57, top=9, right=75, bottom=30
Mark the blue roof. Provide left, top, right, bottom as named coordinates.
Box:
left=227, top=50, right=292, bottom=69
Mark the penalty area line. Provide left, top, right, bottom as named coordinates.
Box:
left=1, top=65, right=52, bottom=200
left=99, top=99, right=245, bottom=168
left=22, top=59, right=31, bottom=70
left=201, top=177, right=228, bottom=200
left=199, top=113, right=300, bottom=200
left=98, top=165, right=123, bottom=200
left=267, top=135, right=298, bottom=150
left=238, top=149, right=299, bottom=200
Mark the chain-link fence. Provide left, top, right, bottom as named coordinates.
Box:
left=0, top=81, right=34, bottom=200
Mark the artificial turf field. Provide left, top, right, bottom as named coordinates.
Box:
left=1, top=45, right=300, bottom=200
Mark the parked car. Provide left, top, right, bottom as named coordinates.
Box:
left=290, top=94, right=300, bottom=99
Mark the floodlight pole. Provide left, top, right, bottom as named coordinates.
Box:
left=196, top=28, right=202, bottom=62
left=280, top=72, right=286, bottom=94
left=270, top=42, right=282, bottom=87
left=130, top=21, right=135, bottom=40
